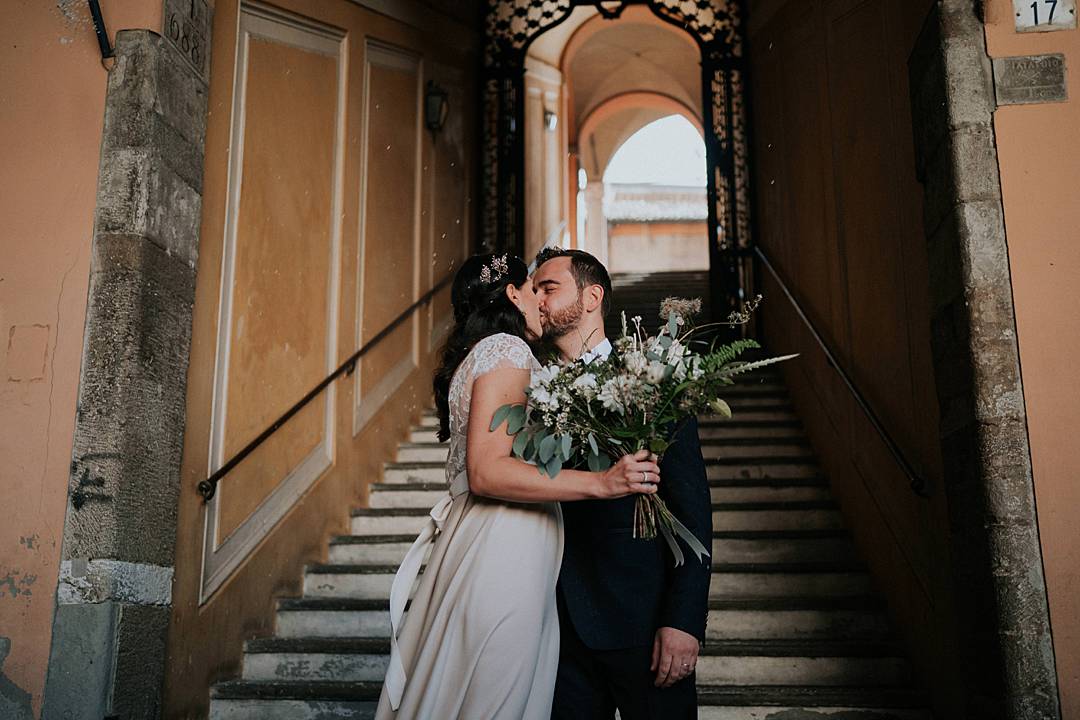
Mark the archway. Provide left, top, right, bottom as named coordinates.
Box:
left=481, top=0, right=750, bottom=325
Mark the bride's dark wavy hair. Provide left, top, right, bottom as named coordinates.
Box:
left=433, top=252, right=531, bottom=442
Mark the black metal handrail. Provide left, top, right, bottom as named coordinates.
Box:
left=197, top=273, right=455, bottom=502
left=753, top=246, right=930, bottom=498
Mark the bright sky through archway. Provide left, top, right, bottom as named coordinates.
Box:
left=602, top=115, right=706, bottom=187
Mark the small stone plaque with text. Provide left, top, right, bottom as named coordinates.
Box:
left=162, top=0, right=212, bottom=82
left=993, top=54, right=1068, bottom=106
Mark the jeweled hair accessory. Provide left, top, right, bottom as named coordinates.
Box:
left=479, top=253, right=509, bottom=284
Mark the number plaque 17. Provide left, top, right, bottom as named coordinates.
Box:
left=1015, top=0, right=1077, bottom=31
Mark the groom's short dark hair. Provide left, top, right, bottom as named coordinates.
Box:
left=534, top=247, right=612, bottom=318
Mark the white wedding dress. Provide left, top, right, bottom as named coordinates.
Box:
left=376, top=332, right=564, bottom=719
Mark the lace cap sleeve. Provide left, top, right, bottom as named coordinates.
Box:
left=469, top=333, right=536, bottom=379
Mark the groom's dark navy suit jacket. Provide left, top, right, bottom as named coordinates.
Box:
left=557, top=415, right=713, bottom=650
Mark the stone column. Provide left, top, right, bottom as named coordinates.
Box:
left=42, top=28, right=210, bottom=720
left=584, top=181, right=609, bottom=268
left=908, top=3, right=1061, bottom=718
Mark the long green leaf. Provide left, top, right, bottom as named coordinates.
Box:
left=489, top=404, right=513, bottom=432
left=512, top=430, right=530, bottom=458
left=545, top=455, right=563, bottom=478
left=560, top=434, right=572, bottom=460
left=588, top=433, right=599, bottom=456
left=506, top=404, right=527, bottom=434
left=539, top=434, right=557, bottom=464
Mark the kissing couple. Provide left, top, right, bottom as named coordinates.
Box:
left=375, top=248, right=712, bottom=719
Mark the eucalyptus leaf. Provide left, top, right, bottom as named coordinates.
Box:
left=659, top=335, right=673, bottom=349
left=523, top=436, right=537, bottom=462
left=489, top=404, right=513, bottom=432
left=561, top=434, right=572, bottom=460
left=667, top=313, right=679, bottom=337
left=506, top=405, right=527, bottom=434
left=545, top=455, right=563, bottom=478
left=539, top=434, right=557, bottom=464
left=588, top=433, right=599, bottom=456
left=587, top=451, right=602, bottom=472
left=512, top=431, right=530, bottom=458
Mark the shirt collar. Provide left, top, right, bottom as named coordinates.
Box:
left=579, top=338, right=612, bottom=365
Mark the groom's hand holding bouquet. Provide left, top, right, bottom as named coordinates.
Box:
left=491, top=296, right=798, bottom=566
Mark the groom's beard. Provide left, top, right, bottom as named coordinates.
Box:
left=541, top=295, right=584, bottom=339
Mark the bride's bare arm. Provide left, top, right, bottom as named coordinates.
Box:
left=465, top=366, right=661, bottom=503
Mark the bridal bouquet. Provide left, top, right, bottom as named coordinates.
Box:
left=490, top=296, right=799, bottom=566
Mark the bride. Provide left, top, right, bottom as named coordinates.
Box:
left=375, top=252, right=661, bottom=719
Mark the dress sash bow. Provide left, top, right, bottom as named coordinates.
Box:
left=384, top=469, right=470, bottom=710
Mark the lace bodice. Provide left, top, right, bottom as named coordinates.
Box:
left=446, top=333, right=540, bottom=484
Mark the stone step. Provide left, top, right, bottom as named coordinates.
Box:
left=350, top=501, right=844, bottom=535
left=328, top=527, right=859, bottom=566
left=302, top=559, right=872, bottom=600
left=209, top=681, right=378, bottom=720
left=410, top=419, right=807, bottom=444
left=381, top=458, right=822, bottom=484
left=394, top=443, right=449, bottom=462
left=698, top=423, right=805, bottom=439
left=238, top=636, right=909, bottom=686
left=418, top=403, right=796, bottom=426
left=271, top=595, right=890, bottom=643
left=696, top=685, right=932, bottom=719
left=275, top=598, right=391, bottom=639
left=328, top=535, right=418, bottom=565
left=368, top=480, right=833, bottom=509
left=328, top=530, right=859, bottom=566
left=210, top=682, right=931, bottom=720
left=393, top=439, right=817, bottom=464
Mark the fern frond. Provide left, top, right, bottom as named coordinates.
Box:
left=716, top=353, right=799, bottom=378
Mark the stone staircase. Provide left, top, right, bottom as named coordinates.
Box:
left=208, top=371, right=935, bottom=719
left=606, top=270, right=711, bottom=338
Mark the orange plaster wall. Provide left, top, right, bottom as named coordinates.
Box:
left=0, top=2, right=161, bottom=715
left=983, top=2, right=1080, bottom=715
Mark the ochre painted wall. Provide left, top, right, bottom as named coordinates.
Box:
left=0, top=2, right=160, bottom=715
left=983, top=1, right=1080, bottom=714
left=162, top=1, right=477, bottom=716
left=607, top=222, right=708, bottom=273
left=747, top=0, right=964, bottom=716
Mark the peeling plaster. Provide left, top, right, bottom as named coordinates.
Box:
left=57, top=559, right=172, bottom=606
left=0, top=570, right=37, bottom=599
left=0, top=638, right=33, bottom=720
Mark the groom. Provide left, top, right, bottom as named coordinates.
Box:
left=532, top=248, right=712, bottom=719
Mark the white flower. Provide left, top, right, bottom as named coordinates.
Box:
left=572, top=372, right=599, bottom=398
left=598, top=375, right=637, bottom=414
left=624, top=350, right=648, bottom=375
left=533, top=364, right=560, bottom=387
left=529, top=386, right=554, bottom=407
left=645, top=361, right=667, bottom=384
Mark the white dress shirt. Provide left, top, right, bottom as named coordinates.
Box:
left=579, top=337, right=612, bottom=365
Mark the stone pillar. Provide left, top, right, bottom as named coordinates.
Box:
left=42, top=28, right=210, bottom=720
left=908, top=3, right=1061, bottom=718
left=583, top=181, right=609, bottom=268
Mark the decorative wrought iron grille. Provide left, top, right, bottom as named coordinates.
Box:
left=481, top=0, right=752, bottom=322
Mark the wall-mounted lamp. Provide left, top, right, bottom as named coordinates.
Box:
left=424, top=81, right=450, bottom=135
left=543, top=109, right=558, bottom=133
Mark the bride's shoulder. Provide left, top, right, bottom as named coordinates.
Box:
left=470, top=332, right=535, bottom=372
